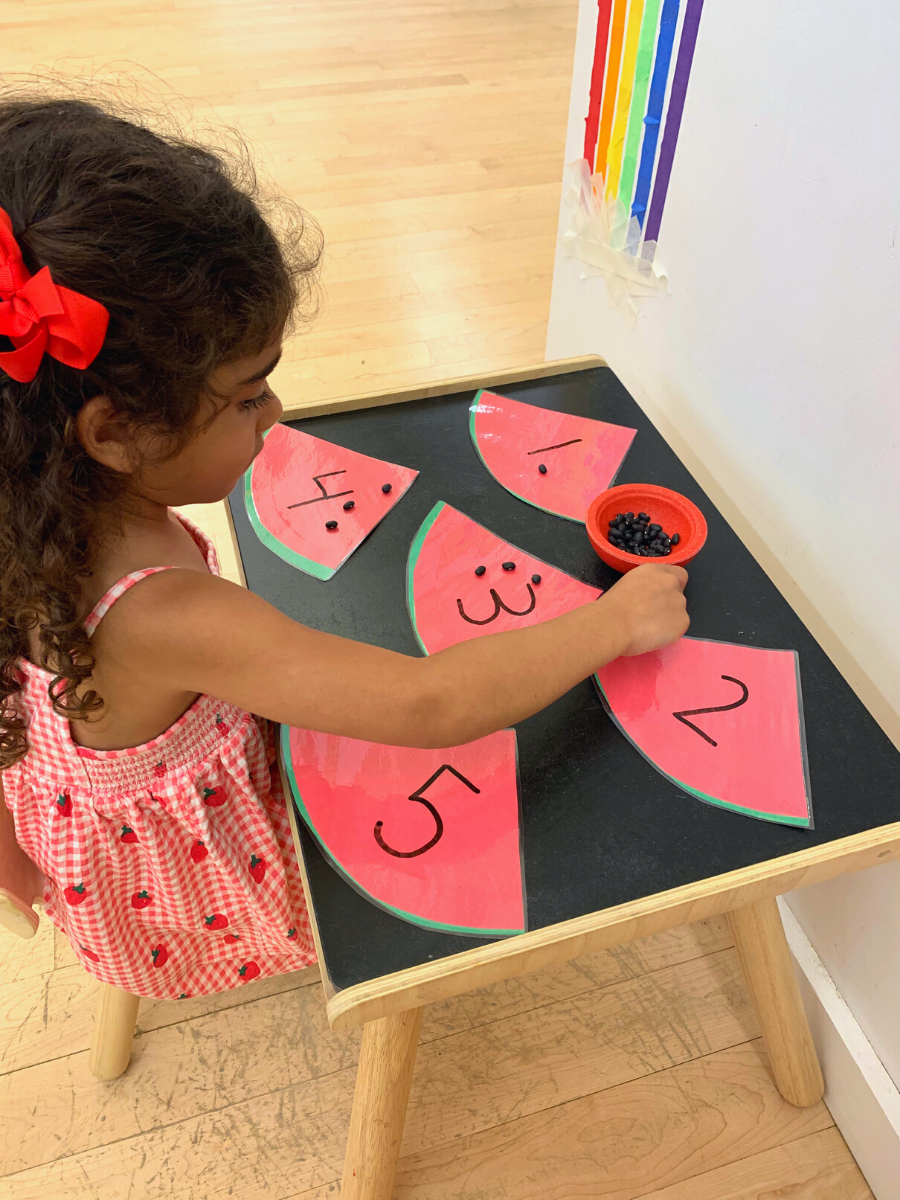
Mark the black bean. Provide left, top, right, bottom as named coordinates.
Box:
left=638, top=512, right=649, bottom=521
left=625, top=512, right=635, bottom=521
left=538, top=463, right=548, bottom=474
left=634, top=532, right=644, bottom=544
left=343, top=500, right=355, bottom=510
left=381, top=483, right=392, bottom=493
left=616, top=513, right=625, bottom=522
left=474, top=565, right=486, bottom=577
left=531, top=574, right=542, bottom=584
left=502, top=561, right=515, bottom=571
left=671, top=533, right=680, bottom=545
left=325, top=520, right=338, bottom=530
left=608, top=518, right=618, bottom=527
left=648, top=524, right=661, bottom=533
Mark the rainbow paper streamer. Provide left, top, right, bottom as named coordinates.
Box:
left=582, top=0, right=704, bottom=244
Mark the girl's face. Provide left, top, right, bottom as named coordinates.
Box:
left=149, top=339, right=286, bottom=506
left=78, top=338, right=285, bottom=509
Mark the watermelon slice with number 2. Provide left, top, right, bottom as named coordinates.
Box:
left=281, top=724, right=526, bottom=936
left=470, top=390, right=636, bottom=522
left=594, top=636, right=813, bottom=826
left=245, top=421, right=417, bottom=580
left=408, top=501, right=602, bottom=655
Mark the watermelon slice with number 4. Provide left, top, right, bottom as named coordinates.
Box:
left=245, top=421, right=418, bottom=580
left=470, top=390, right=636, bottom=522
left=407, top=502, right=602, bottom=655
left=281, top=724, right=526, bottom=936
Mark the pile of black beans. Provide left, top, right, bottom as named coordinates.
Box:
left=607, top=511, right=680, bottom=557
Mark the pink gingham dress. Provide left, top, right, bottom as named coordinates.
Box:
left=3, top=515, right=315, bottom=998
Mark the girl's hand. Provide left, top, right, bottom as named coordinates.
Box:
left=599, top=564, right=690, bottom=658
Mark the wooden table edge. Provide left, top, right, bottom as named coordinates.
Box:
left=322, top=823, right=900, bottom=1029
left=279, top=354, right=606, bottom=421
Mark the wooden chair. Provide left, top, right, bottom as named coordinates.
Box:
left=0, top=784, right=140, bottom=1081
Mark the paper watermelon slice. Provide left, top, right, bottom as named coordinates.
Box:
left=280, top=724, right=526, bottom=936
left=470, top=390, right=637, bottom=523
left=407, top=501, right=602, bottom=655
left=245, top=421, right=418, bottom=580
left=594, top=636, right=813, bottom=827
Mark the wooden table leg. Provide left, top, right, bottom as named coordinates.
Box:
left=726, top=897, right=824, bottom=1108
left=341, top=1006, right=423, bottom=1199
left=89, top=982, right=140, bottom=1081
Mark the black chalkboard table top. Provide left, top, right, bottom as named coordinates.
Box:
left=227, top=357, right=900, bottom=1042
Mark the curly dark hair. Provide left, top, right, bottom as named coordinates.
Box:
left=0, top=93, right=322, bottom=768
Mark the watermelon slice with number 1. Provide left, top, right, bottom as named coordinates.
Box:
left=408, top=502, right=602, bottom=655
left=470, top=390, right=636, bottom=523
left=246, top=421, right=418, bottom=580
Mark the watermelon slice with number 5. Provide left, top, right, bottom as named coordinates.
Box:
left=281, top=724, right=526, bottom=936
left=470, top=390, right=636, bottom=522
left=245, top=421, right=418, bottom=580
left=408, top=502, right=602, bottom=655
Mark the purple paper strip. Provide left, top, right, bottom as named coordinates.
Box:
left=643, top=0, right=704, bottom=244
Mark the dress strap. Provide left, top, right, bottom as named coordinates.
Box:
left=83, top=567, right=174, bottom=637
left=82, top=511, right=221, bottom=638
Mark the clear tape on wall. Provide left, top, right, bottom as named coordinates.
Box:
left=559, top=158, right=668, bottom=329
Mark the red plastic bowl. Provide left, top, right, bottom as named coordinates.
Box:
left=586, top=483, right=707, bottom=573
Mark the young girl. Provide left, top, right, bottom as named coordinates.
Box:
left=0, top=97, right=689, bottom=999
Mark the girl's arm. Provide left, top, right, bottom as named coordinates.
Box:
left=108, top=563, right=688, bottom=748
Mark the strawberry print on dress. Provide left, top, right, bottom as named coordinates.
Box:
left=1, top=513, right=315, bottom=998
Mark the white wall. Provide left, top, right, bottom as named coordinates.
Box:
left=547, top=0, right=900, bottom=1114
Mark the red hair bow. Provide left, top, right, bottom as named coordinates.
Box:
left=0, top=208, right=109, bottom=383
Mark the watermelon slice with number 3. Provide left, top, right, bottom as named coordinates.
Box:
left=408, top=502, right=602, bottom=655
left=470, top=390, right=636, bottom=522
left=245, top=422, right=417, bottom=580
left=594, top=637, right=813, bottom=826
left=281, top=724, right=526, bottom=936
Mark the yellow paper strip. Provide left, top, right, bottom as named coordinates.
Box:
left=605, top=0, right=646, bottom=200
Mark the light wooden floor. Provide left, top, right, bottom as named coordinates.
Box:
left=0, top=2, right=874, bottom=1198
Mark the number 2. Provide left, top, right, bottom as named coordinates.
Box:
left=673, top=675, right=749, bottom=747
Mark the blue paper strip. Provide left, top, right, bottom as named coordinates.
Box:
left=644, top=0, right=705, bottom=243
left=631, top=0, right=680, bottom=229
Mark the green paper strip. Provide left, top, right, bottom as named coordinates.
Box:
left=618, top=0, right=663, bottom=211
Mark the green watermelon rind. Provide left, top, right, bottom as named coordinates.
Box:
left=279, top=724, right=526, bottom=938
left=469, top=388, right=586, bottom=526
left=592, top=671, right=813, bottom=828
left=244, top=465, right=336, bottom=581
left=405, top=500, right=446, bottom=656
